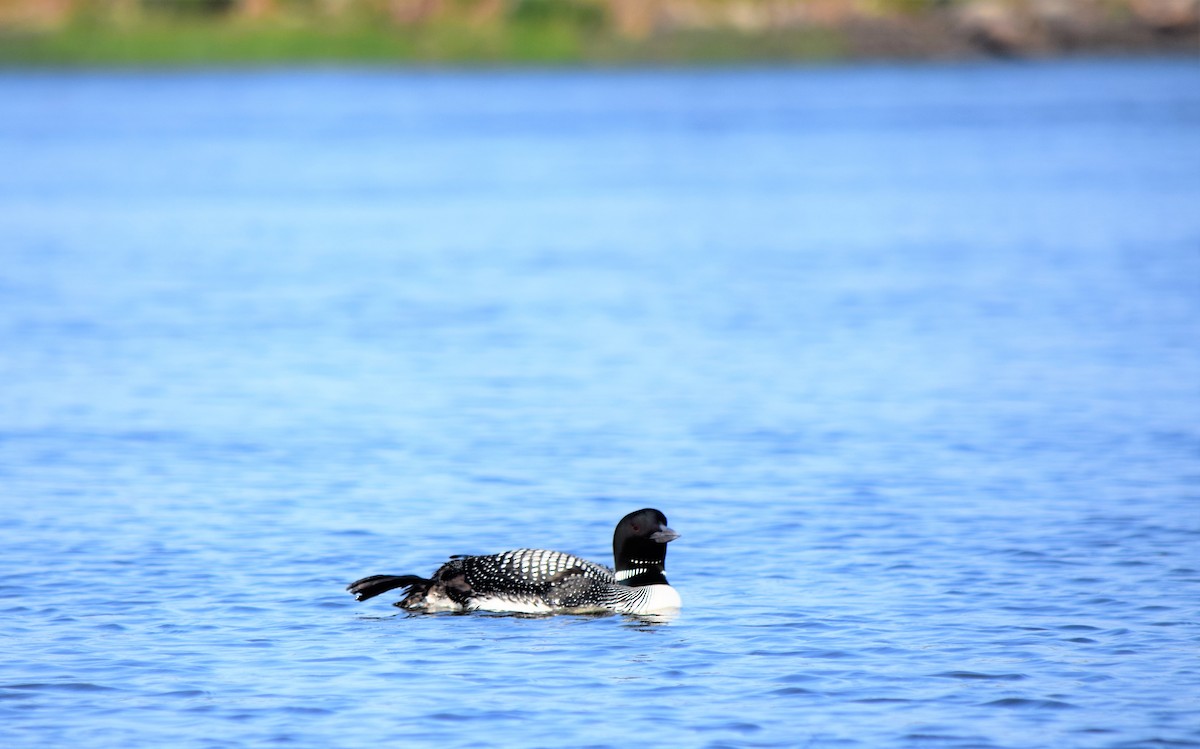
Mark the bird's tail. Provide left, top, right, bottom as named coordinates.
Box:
left=346, top=574, right=430, bottom=602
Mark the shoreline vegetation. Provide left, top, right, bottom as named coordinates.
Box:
left=0, top=0, right=1196, bottom=66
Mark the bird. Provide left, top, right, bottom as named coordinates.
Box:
left=347, top=508, right=681, bottom=616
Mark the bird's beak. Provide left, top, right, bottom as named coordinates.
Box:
left=650, top=526, right=679, bottom=543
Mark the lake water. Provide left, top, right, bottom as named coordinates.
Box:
left=1, top=59, right=1199, bottom=749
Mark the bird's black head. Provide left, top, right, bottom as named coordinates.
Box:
left=612, top=508, right=679, bottom=587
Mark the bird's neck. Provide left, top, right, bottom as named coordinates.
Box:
left=614, top=553, right=668, bottom=587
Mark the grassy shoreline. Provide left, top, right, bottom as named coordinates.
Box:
left=0, top=11, right=1194, bottom=68
left=0, top=21, right=853, bottom=67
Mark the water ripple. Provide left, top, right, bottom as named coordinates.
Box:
left=2, top=61, right=1199, bottom=749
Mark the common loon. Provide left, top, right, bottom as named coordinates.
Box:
left=347, top=508, right=681, bottom=616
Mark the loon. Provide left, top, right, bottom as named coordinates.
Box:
left=347, top=508, right=681, bottom=616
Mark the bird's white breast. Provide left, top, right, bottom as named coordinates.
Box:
left=631, top=584, right=681, bottom=614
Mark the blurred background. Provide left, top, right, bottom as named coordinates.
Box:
left=1, top=0, right=1197, bottom=64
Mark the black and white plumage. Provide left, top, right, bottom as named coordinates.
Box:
left=347, top=508, right=681, bottom=616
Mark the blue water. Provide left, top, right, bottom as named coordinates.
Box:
left=2, top=59, right=1199, bottom=749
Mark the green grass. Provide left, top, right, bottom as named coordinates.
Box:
left=0, top=19, right=848, bottom=67
left=1, top=22, right=415, bottom=66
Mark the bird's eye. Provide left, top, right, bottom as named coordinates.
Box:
left=631, top=524, right=640, bottom=532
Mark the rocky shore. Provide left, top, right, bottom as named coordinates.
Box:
left=560, top=0, right=1200, bottom=57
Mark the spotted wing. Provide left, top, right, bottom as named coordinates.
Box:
left=454, top=548, right=615, bottom=597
